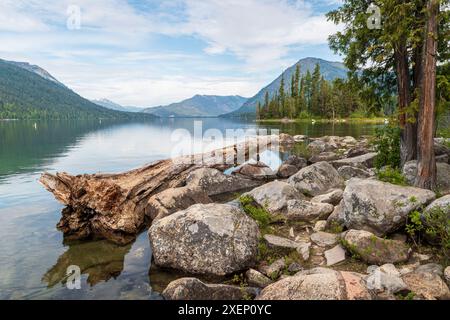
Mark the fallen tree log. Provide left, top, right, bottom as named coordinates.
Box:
left=40, top=135, right=281, bottom=244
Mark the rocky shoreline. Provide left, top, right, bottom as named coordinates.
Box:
left=41, top=134, right=450, bottom=300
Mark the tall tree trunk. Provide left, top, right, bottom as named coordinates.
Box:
left=415, top=0, right=438, bottom=189
left=395, top=41, right=416, bottom=166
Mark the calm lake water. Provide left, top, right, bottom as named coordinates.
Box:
left=0, top=118, right=380, bottom=300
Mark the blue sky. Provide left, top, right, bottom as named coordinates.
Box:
left=0, top=0, right=343, bottom=107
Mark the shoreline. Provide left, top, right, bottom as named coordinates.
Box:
left=257, top=117, right=387, bottom=124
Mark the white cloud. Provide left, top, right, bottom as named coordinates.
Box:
left=0, top=0, right=342, bottom=106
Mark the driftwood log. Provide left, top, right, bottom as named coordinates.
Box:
left=40, top=135, right=283, bottom=244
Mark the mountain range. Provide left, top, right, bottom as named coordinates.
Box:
left=142, top=95, right=248, bottom=118
left=0, top=59, right=156, bottom=120
left=222, top=57, right=348, bottom=117
left=91, top=99, right=144, bottom=113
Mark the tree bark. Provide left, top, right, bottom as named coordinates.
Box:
left=415, top=0, right=438, bottom=189
left=395, top=40, right=416, bottom=166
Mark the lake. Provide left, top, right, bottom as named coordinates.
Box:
left=0, top=118, right=381, bottom=300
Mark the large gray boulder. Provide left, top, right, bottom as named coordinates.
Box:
left=146, top=186, right=212, bottom=221
left=332, top=152, right=377, bottom=169
left=244, top=180, right=305, bottom=215
left=162, top=278, right=258, bottom=300
left=257, top=268, right=371, bottom=300
left=342, top=178, right=435, bottom=236
left=342, top=230, right=411, bottom=265
left=149, top=203, right=260, bottom=276
left=402, top=161, right=450, bottom=195
left=338, top=165, right=373, bottom=180
left=186, top=168, right=261, bottom=196
left=288, top=162, right=344, bottom=196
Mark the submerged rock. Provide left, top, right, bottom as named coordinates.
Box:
left=149, top=203, right=260, bottom=276
left=341, top=178, right=435, bottom=236
left=162, top=278, right=258, bottom=300
left=288, top=162, right=344, bottom=196
left=342, top=230, right=411, bottom=265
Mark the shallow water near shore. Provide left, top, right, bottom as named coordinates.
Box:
left=0, top=118, right=381, bottom=300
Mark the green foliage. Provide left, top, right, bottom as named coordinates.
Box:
left=422, top=205, right=450, bottom=264
left=373, top=126, right=401, bottom=169
left=405, top=210, right=424, bottom=242
left=257, top=63, right=385, bottom=120
left=376, top=166, right=408, bottom=186
left=0, top=60, right=153, bottom=120
left=239, top=195, right=271, bottom=231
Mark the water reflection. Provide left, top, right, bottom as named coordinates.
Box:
left=42, top=239, right=132, bottom=288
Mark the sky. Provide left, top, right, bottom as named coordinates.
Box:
left=0, top=0, right=344, bottom=107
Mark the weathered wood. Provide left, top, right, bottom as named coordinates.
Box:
left=415, top=0, right=438, bottom=189
left=39, top=136, right=280, bottom=244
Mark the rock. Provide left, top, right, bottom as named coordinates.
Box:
left=445, top=267, right=450, bottom=286
left=277, top=164, right=298, bottom=178
left=310, top=232, right=338, bottom=247
left=436, top=154, right=449, bottom=163
left=288, top=262, right=303, bottom=273
left=246, top=269, right=273, bottom=288
left=310, top=152, right=341, bottom=163
left=279, top=133, right=295, bottom=145
left=314, top=220, right=327, bottom=232
left=307, top=140, right=327, bottom=153
left=410, top=252, right=432, bottom=263
left=324, top=245, right=346, bottom=266
left=311, top=189, right=343, bottom=205
left=342, top=230, right=411, bottom=265
left=286, top=199, right=334, bottom=221
left=293, top=135, right=307, bottom=142
left=283, top=155, right=308, bottom=169
left=337, top=165, right=373, bottom=180
left=149, top=203, right=260, bottom=276
left=277, top=156, right=308, bottom=178
left=145, top=186, right=212, bottom=221
left=263, top=234, right=311, bottom=261
left=326, top=201, right=345, bottom=230
left=332, top=152, right=377, bottom=169
left=342, top=178, right=435, bottom=236
left=434, top=141, right=450, bottom=156
left=186, top=168, right=261, bottom=196
left=260, top=258, right=286, bottom=278
left=415, top=263, right=444, bottom=276
left=233, top=161, right=276, bottom=180
left=366, top=264, right=408, bottom=295
left=244, top=181, right=305, bottom=215
left=402, top=272, right=450, bottom=300
left=257, top=269, right=371, bottom=300
left=162, top=277, right=258, bottom=300
left=399, top=263, right=421, bottom=276
left=424, top=195, right=450, bottom=213
left=403, top=161, right=450, bottom=195
left=342, top=136, right=358, bottom=145
left=347, top=147, right=370, bottom=158
left=288, top=162, right=344, bottom=196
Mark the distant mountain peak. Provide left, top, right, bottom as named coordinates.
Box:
left=0, top=59, right=64, bottom=87
left=143, top=95, right=248, bottom=118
